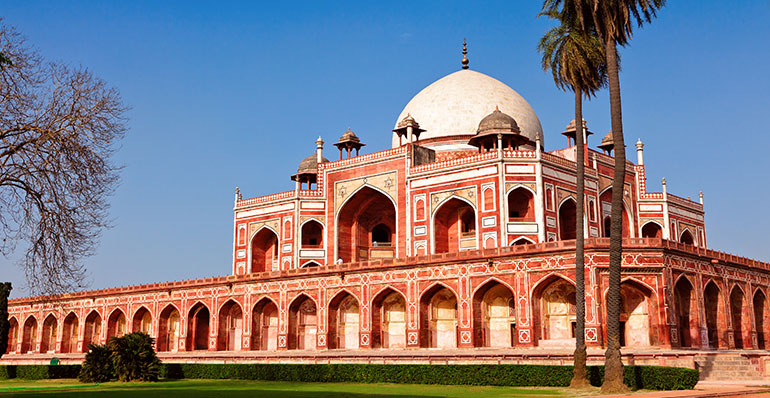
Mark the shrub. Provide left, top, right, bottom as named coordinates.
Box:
left=0, top=282, right=11, bottom=359
left=109, top=332, right=161, bottom=382
left=78, top=343, right=114, bottom=383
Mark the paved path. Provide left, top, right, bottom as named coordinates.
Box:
left=597, top=382, right=770, bottom=398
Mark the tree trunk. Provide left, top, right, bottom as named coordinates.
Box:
left=602, top=39, right=628, bottom=393
left=571, top=88, right=590, bottom=388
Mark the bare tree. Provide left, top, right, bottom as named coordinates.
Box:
left=0, top=20, right=127, bottom=296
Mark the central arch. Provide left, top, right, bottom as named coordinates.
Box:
left=327, top=291, right=360, bottom=350
left=419, top=284, right=458, bottom=348
left=432, top=197, right=477, bottom=254
left=84, top=311, right=102, bottom=350
left=472, top=280, right=516, bottom=348
left=251, top=227, right=280, bottom=273
left=41, top=314, right=57, bottom=353
left=288, top=294, right=317, bottom=350
left=336, top=186, right=397, bottom=262
left=217, top=300, right=244, bottom=351
left=61, top=313, right=78, bottom=354
left=107, top=309, right=127, bottom=340
left=158, top=305, right=180, bottom=352
left=251, top=297, right=279, bottom=351
left=132, top=307, right=152, bottom=334
left=371, top=288, right=406, bottom=349
left=187, top=302, right=210, bottom=351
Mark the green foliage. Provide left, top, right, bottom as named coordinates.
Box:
left=0, top=282, right=11, bottom=358
left=1, top=362, right=699, bottom=390
left=0, top=364, right=80, bottom=379
left=78, top=343, right=114, bottom=383
left=109, top=332, right=161, bottom=382
left=159, top=363, right=698, bottom=390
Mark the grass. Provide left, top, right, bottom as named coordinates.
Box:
left=0, top=379, right=565, bottom=397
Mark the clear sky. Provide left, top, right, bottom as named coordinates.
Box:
left=2, top=1, right=769, bottom=298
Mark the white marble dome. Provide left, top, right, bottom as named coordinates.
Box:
left=392, top=69, right=543, bottom=150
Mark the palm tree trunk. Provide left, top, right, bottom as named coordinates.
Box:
left=570, top=88, right=590, bottom=388
left=602, top=38, right=628, bottom=393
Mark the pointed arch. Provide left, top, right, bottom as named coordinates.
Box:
left=679, top=228, right=695, bottom=245
left=217, top=299, right=244, bottom=351
left=419, top=282, right=458, bottom=348
left=20, top=315, right=38, bottom=353
left=431, top=195, right=478, bottom=254
left=641, top=221, right=663, bottom=239
left=472, top=279, right=516, bottom=347
left=703, top=281, right=722, bottom=348
left=371, top=287, right=406, bottom=349
left=6, top=316, right=18, bottom=354
left=754, top=289, right=768, bottom=350
left=83, top=310, right=102, bottom=350
left=301, top=261, right=322, bottom=268
left=158, top=304, right=181, bottom=352
left=730, top=284, right=748, bottom=349
left=598, top=187, right=633, bottom=238
left=510, top=237, right=536, bottom=246
left=61, top=312, right=79, bottom=354
left=674, top=275, right=699, bottom=348
left=288, top=293, right=317, bottom=350
left=250, top=226, right=280, bottom=273
left=328, top=290, right=360, bottom=349
left=558, top=197, right=577, bottom=240
left=615, top=279, right=658, bottom=347
left=132, top=306, right=153, bottom=334
left=107, top=308, right=127, bottom=339
left=533, top=274, right=576, bottom=345
left=335, top=185, right=397, bottom=263
left=251, top=296, right=279, bottom=351
left=40, top=314, right=58, bottom=353
left=187, top=302, right=210, bottom=351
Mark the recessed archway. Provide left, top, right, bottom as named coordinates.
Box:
left=704, top=282, right=722, bottom=348
left=217, top=300, right=244, bottom=351
left=618, top=280, right=657, bottom=347
left=371, top=288, right=406, bottom=349
left=419, top=284, right=458, bottom=348
left=6, top=317, right=18, bottom=354
left=251, top=227, right=280, bottom=273
left=40, top=314, right=57, bottom=353
left=61, top=313, right=78, bottom=354
left=21, top=316, right=37, bottom=354
left=107, top=309, right=127, bottom=340
left=433, top=197, right=477, bottom=254
left=301, top=220, right=324, bottom=248
left=507, top=187, right=535, bottom=222
left=336, top=186, right=397, bottom=262
left=754, top=290, right=767, bottom=350
left=132, top=307, right=152, bottom=334
left=599, top=188, right=632, bottom=238
left=251, top=297, right=279, bottom=351
left=674, top=276, right=699, bottom=348
left=327, top=291, right=360, bottom=350
left=534, top=276, right=576, bottom=345
left=158, top=305, right=181, bottom=352
left=83, top=311, right=102, bottom=350
left=558, top=199, right=577, bottom=240
left=641, top=222, right=663, bottom=238
left=288, top=294, right=317, bottom=350
left=680, top=229, right=695, bottom=245
left=187, top=302, right=210, bottom=351
left=730, top=286, right=747, bottom=349
left=472, top=280, right=515, bottom=348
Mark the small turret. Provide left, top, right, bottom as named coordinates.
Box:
left=333, top=128, right=365, bottom=160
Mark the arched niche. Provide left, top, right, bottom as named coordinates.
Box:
left=251, top=227, right=280, bottom=273
left=83, top=311, right=102, bottom=350
left=599, top=188, right=632, bottom=238
left=419, top=284, right=458, bottom=348
left=433, top=197, right=477, bottom=254
left=187, top=302, right=210, bottom=351
left=558, top=199, right=577, bottom=240
left=132, top=307, right=152, bottom=334
left=107, top=309, right=127, bottom=340
left=40, top=314, right=57, bottom=353
left=61, top=312, right=78, bottom=354
left=704, top=281, right=723, bottom=348
left=157, top=305, right=180, bottom=352
left=641, top=221, right=663, bottom=238
left=301, top=220, right=323, bottom=248
left=371, top=288, right=406, bottom=349
left=288, top=295, right=317, bottom=350
left=674, top=276, right=699, bottom=348
left=336, top=186, right=396, bottom=262
left=472, top=280, right=515, bottom=348
left=251, top=298, right=279, bottom=351
left=217, top=300, right=243, bottom=351
left=533, top=276, right=576, bottom=345
left=507, top=187, right=535, bottom=222
left=327, top=291, right=360, bottom=350
left=21, top=316, right=37, bottom=354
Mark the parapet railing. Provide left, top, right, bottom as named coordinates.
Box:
left=10, top=238, right=769, bottom=305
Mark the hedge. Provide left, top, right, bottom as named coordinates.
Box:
left=0, top=363, right=698, bottom=390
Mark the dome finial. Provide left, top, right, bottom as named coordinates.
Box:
left=461, top=38, right=469, bottom=70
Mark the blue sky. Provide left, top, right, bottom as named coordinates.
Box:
left=2, top=1, right=769, bottom=298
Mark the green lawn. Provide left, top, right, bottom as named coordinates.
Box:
left=0, top=379, right=565, bottom=397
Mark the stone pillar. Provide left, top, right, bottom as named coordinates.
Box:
left=55, top=316, right=64, bottom=353
left=584, top=266, right=603, bottom=348
left=317, top=287, right=327, bottom=350
left=457, top=274, right=473, bottom=348
left=406, top=279, right=420, bottom=348
left=515, top=273, right=535, bottom=347
left=277, top=291, right=288, bottom=351
left=209, top=298, right=218, bottom=351
left=359, top=283, right=371, bottom=349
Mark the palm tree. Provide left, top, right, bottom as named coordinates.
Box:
left=538, top=10, right=607, bottom=388
left=541, top=0, right=665, bottom=392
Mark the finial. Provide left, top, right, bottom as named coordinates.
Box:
left=235, top=186, right=242, bottom=201
left=461, top=38, right=469, bottom=70
left=495, top=105, right=499, bottom=111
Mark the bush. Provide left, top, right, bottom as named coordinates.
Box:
left=0, top=365, right=80, bottom=380
left=78, top=344, right=114, bottom=383
left=159, top=363, right=698, bottom=390
left=109, top=332, right=161, bottom=382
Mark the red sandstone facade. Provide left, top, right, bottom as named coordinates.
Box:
left=4, top=66, right=766, bottom=362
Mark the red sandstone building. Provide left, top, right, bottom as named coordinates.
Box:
left=4, top=62, right=768, bottom=364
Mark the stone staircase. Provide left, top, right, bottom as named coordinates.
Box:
left=695, top=354, right=765, bottom=381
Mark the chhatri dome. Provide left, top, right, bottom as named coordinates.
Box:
left=392, top=42, right=543, bottom=151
